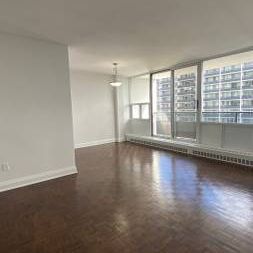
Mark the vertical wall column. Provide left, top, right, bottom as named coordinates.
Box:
left=196, top=63, right=202, bottom=143
left=113, top=87, right=121, bottom=142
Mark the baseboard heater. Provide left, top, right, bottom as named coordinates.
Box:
left=126, top=134, right=253, bottom=167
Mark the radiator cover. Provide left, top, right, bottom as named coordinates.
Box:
left=126, top=134, right=253, bottom=167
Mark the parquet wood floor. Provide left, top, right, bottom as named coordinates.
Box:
left=0, top=142, right=253, bottom=253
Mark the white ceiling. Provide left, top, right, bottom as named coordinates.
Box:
left=0, top=0, right=253, bottom=76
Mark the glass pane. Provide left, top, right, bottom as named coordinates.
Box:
left=152, top=71, right=172, bottom=137
left=202, top=50, right=253, bottom=124
left=141, top=104, right=149, bottom=119
left=132, top=105, right=140, bottom=119
left=174, top=66, right=197, bottom=140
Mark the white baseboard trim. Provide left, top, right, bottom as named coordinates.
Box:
left=0, top=166, right=78, bottom=193
left=75, top=137, right=125, bottom=149
left=115, top=137, right=126, bottom=143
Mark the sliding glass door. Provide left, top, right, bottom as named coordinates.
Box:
left=152, top=71, right=172, bottom=137
left=151, top=66, right=198, bottom=141
left=174, top=66, right=198, bottom=140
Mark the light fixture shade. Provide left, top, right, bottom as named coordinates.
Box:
left=110, top=63, right=122, bottom=87
left=110, top=81, right=122, bottom=87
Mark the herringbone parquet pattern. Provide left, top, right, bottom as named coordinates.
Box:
left=0, top=142, right=252, bottom=253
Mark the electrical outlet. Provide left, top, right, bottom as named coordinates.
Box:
left=1, top=163, right=10, bottom=172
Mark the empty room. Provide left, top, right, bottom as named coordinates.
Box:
left=0, top=1, right=253, bottom=252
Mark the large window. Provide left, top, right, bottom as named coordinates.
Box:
left=152, top=71, right=172, bottom=137
left=202, top=51, right=253, bottom=124
left=174, top=66, right=198, bottom=139
left=152, top=67, right=198, bottom=140
left=148, top=50, right=253, bottom=141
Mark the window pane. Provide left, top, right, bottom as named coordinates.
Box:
left=141, top=104, right=149, bottom=119
left=202, top=51, right=253, bottom=124
left=152, top=71, right=172, bottom=137
left=132, top=105, right=140, bottom=119
left=174, top=66, right=197, bottom=139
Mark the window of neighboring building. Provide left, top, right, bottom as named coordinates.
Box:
left=202, top=51, right=253, bottom=124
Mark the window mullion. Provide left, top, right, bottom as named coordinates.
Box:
left=171, top=70, right=175, bottom=139
left=196, top=62, right=202, bottom=143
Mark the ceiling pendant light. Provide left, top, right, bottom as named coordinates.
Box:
left=110, top=63, right=122, bottom=87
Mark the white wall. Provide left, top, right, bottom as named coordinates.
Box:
left=127, top=120, right=151, bottom=136
left=116, top=77, right=130, bottom=141
left=70, top=70, right=120, bottom=147
left=0, top=32, right=76, bottom=191
left=130, top=75, right=150, bottom=103
left=126, top=75, right=151, bottom=136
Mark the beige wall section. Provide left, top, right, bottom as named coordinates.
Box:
left=115, top=77, right=130, bottom=141
left=70, top=70, right=119, bottom=147
left=130, top=75, right=150, bottom=103
left=0, top=32, right=76, bottom=188
left=126, top=75, right=151, bottom=136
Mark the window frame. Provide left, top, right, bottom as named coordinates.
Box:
left=173, top=64, right=200, bottom=142
left=150, top=63, right=201, bottom=142
left=148, top=47, right=253, bottom=139
left=150, top=70, right=173, bottom=138
left=130, top=102, right=150, bottom=120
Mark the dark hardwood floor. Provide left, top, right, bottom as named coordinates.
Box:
left=0, top=142, right=253, bottom=253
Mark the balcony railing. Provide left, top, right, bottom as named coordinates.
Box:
left=221, top=76, right=241, bottom=82
left=159, top=91, right=170, bottom=96
left=220, top=82, right=241, bottom=91
left=203, top=88, right=219, bottom=93
left=203, top=106, right=219, bottom=110
left=153, top=111, right=253, bottom=124
left=202, top=111, right=253, bottom=124
left=243, top=62, right=253, bottom=70
left=176, top=81, right=196, bottom=88
left=177, top=74, right=195, bottom=81
left=242, top=94, right=253, bottom=99
left=204, top=69, right=220, bottom=76
left=220, top=105, right=240, bottom=109
left=220, top=96, right=240, bottom=100
left=221, top=66, right=241, bottom=74
left=242, top=105, right=253, bottom=109
left=157, top=78, right=171, bottom=84
left=242, top=82, right=253, bottom=89
left=242, top=73, right=253, bottom=80
left=203, top=97, right=219, bottom=101
left=204, top=79, right=219, bottom=84
left=157, top=85, right=170, bottom=90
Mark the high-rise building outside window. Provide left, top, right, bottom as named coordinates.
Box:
left=174, top=66, right=198, bottom=139
left=202, top=51, right=253, bottom=124
left=152, top=71, right=172, bottom=137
